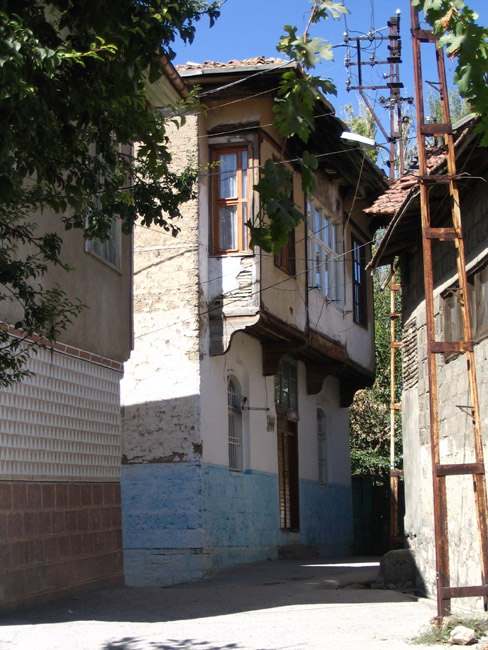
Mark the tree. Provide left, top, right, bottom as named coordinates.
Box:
left=0, top=0, right=219, bottom=385
left=426, top=85, right=471, bottom=124
left=349, top=268, right=403, bottom=482
left=414, top=0, right=488, bottom=143
left=341, top=100, right=378, bottom=163
left=249, top=1, right=347, bottom=252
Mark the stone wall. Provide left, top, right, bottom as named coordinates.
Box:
left=401, top=179, right=488, bottom=610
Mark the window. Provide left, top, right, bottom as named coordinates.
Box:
left=213, top=147, right=250, bottom=253
left=274, top=358, right=298, bottom=411
left=317, top=409, right=328, bottom=487
left=274, top=228, right=296, bottom=276
left=86, top=218, right=121, bottom=268
left=85, top=142, right=121, bottom=269
left=443, top=262, right=488, bottom=349
left=228, top=378, right=243, bottom=471
left=307, top=199, right=344, bottom=304
left=352, top=236, right=367, bottom=326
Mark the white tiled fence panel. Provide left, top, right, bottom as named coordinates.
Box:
left=0, top=347, right=122, bottom=481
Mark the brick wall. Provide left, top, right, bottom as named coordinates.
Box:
left=0, top=481, right=123, bottom=610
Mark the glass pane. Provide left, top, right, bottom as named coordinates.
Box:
left=219, top=205, right=237, bottom=250
left=242, top=203, right=248, bottom=250
left=219, top=153, right=237, bottom=198
left=324, top=254, right=329, bottom=296
left=330, top=223, right=336, bottom=253
left=241, top=150, right=248, bottom=198
left=315, top=244, right=321, bottom=290
left=323, top=216, right=329, bottom=247
left=315, top=209, right=321, bottom=236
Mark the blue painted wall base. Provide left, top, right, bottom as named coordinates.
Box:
left=121, top=463, right=352, bottom=586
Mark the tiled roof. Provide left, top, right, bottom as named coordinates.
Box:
left=176, top=57, right=288, bottom=72
left=364, top=146, right=446, bottom=216
left=365, top=119, right=476, bottom=217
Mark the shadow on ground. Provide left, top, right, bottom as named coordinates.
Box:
left=0, top=557, right=417, bottom=627
left=104, top=640, right=241, bottom=650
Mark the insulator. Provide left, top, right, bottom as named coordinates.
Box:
left=370, top=54, right=375, bottom=62
left=346, top=78, right=351, bottom=87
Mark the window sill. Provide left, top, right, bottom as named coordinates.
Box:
left=85, top=249, right=122, bottom=274
left=210, top=251, right=254, bottom=258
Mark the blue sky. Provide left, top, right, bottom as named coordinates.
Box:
left=173, top=0, right=487, bottom=152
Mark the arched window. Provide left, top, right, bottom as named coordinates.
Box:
left=228, top=378, right=243, bottom=471
left=317, top=409, right=328, bottom=486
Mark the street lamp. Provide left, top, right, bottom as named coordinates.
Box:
left=340, top=131, right=394, bottom=180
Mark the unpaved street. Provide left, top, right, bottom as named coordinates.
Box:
left=0, top=557, right=457, bottom=650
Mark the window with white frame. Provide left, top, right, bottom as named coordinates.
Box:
left=317, top=408, right=328, bottom=486
left=307, top=199, right=344, bottom=305
left=86, top=218, right=121, bottom=269
left=85, top=142, right=121, bottom=269
left=228, top=377, right=243, bottom=471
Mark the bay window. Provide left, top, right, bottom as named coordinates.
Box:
left=213, top=147, right=250, bottom=253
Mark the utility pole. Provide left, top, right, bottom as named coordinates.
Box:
left=344, top=11, right=412, bottom=180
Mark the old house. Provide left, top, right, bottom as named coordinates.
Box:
left=368, top=115, right=488, bottom=609
left=0, top=63, right=185, bottom=610
left=120, top=57, right=387, bottom=586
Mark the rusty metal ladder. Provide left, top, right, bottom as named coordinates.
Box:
left=411, top=5, right=488, bottom=620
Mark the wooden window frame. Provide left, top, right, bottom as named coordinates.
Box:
left=442, top=261, right=488, bottom=359
left=274, top=358, right=298, bottom=411
left=212, top=146, right=250, bottom=254
left=352, top=235, right=368, bottom=327
left=274, top=228, right=296, bottom=276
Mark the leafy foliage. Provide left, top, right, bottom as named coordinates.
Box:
left=413, top=0, right=488, bottom=143
left=341, top=101, right=378, bottom=163
left=0, top=0, right=219, bottom=385
left=349, top=268, right=403, bottom=482
left=248, top=1, right=347, bottom=252
left=426, top=85, right=471, bottom=124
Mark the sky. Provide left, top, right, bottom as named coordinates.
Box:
left=173, top=0, right=488, bottom=157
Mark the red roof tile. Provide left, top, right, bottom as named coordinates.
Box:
left=176, top=57, right=288, bottom=72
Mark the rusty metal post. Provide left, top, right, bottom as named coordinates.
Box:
left=410, top=1, right=488, bottom=620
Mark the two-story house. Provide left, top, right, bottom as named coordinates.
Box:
left=120, top=57, right=387, bottom=586
left=0, top=61, right=186, bottom=610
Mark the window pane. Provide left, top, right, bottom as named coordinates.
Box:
left=228, top=379, right=243, bottom=471
left=219, top=153, right=237, bottom=198
left=315, top=209, right=321, bottom=236
left=241, top=150, right=248, bottom=198
left=324, top=253, right=329, bottom=297
left=219, top=205, right=237, bottom=250
left=315, top=243, right=321, bottom=290
left=242, top=203, right=248, bottom=250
